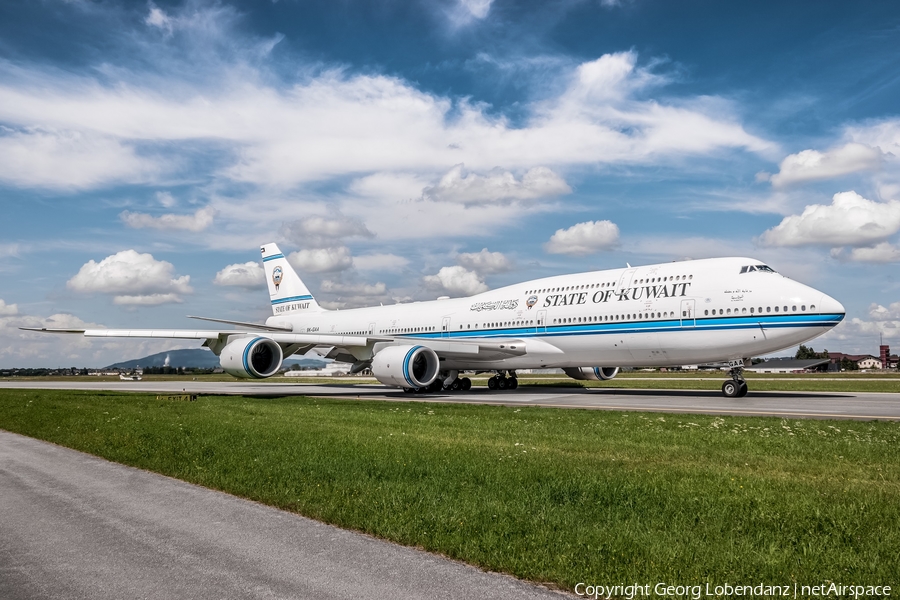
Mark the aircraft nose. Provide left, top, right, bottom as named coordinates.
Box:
left=819, top=293, right=845, bottom=320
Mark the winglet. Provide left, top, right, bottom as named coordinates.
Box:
left=260, top=243, right=324, bottom=316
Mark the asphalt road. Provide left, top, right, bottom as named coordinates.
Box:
left=2, top=380, right=899, bottom=420
left=0, top=430, right=570, bottom=600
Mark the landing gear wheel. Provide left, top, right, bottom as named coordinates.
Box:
left=508, top=377, right=518, bottom=390
left=487, top=377, right=498, bottom=390
left=497, top=377, right=508, bottom=390
left=722, top=380, right=740, bottom=398
left=403, top=387, right=415, bottom=394
left=460, top=377, right=472, bottom=391
left=449, top=379, right=461, bottom=391
left=428, top=379, right=443, bottom=393
left=737, top=381, right=748, bottom=397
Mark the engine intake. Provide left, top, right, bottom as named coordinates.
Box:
left=563, top=367, right=619, bottom=381
left=219, top=337, right=283, bottom=379
left=371, top=345, right=440, bottom=388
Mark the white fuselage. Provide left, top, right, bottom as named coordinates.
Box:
left=267, top=257, right=844, bottom=369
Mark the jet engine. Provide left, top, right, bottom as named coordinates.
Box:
left=371, top=344, right=440, bottom=388
left=563, top=367, right=619, bottom=381
left=219, top=336, right=283, bottom=379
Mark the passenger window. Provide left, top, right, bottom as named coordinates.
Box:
left=801, top=305, right=806, bottom=311
left=775, top=306, right=779, bottom=312
left=811, top=304, right=815, bottom=310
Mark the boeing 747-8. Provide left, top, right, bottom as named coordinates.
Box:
left=24, top=243, right=844, bottom=398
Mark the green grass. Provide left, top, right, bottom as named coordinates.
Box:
left=1, top=389, right=898, bottom=589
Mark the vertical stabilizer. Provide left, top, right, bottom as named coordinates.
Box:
left=260, top=243, right=324, bottom=315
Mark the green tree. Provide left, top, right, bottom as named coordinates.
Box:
left=840, top=357, right=859, bottom=371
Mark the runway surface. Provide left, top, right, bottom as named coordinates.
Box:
left=0, top=430, right=569, bottom=600
left=2, top=379, right=899, bottom=420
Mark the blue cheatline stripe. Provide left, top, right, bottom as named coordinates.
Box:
left=402, top=345, right=422, bottom=387
left=262, top=254, right=285, bottom=262
left=242, top=337, right=264, bottom=379
left=271, top=295, right=313, bottom=305
left=387, top=313, right=844, bottom=341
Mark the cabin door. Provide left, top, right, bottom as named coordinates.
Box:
left=536, top=310, right=547, bottom=333
left=442, top=317, right=451, bottom=338
left=680, top=299, right=696, bottom=327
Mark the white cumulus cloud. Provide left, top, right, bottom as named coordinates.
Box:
left=213, top=262, right=265, bottom=288
left=280, top=215, right=374, bottom=248
left=457, top=248, right=513, bottom=273
left=67, top=249, right=192, bottom=305
left=320, top=280, right=387, bottom=296
left=758, top=191, right=900, bottom=248
left=424, top=266, right=488, bottom=296
left=544, top=220, right=620, bottom=255
left=120, top=206, right=215, bottom=232
left=423, top=165, right=571, bottom=206
left=353, top=253, right=410, bottom=272
left=0, top=44, right=770, bottom=192
left=869, top=302, right=900, bottom=321
left=768, top=143, right=883, bottom=188
left=830, top=243, right=900, bottom=264
left=113, top=293, right=183, bottom=305
left=0, top=299, right=18, bottom=316
left=288, top=247, right=353, bottom=273
left=0, top=128, right=156, bottom=190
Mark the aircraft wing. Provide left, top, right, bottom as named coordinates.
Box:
left=20, top=327, right=552, bottom=360
left=20, top=327, right=374, bottom=348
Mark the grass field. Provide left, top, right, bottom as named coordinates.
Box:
left=5, top=370, right=900, bottom=393
left=1, top=389, right=897, bottom=590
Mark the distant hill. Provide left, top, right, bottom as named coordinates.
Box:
left=106, top=348, right=327, bottom=370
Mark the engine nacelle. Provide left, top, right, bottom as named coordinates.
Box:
left=371, top=344, right=440, bottom=388
left=563, top=367, right=619, bottom=381
left=219, top=336, right=283, bottom=379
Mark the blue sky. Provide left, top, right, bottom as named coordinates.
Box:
left=1, top=0, right=900, bottom=367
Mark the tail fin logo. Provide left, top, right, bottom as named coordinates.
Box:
left=272, top=266, right=283, bottom=291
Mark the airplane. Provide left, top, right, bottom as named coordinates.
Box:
left=24, top=243, right=845, bottom=398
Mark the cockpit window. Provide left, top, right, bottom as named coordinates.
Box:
left=740, top=264, right=777, bottom=274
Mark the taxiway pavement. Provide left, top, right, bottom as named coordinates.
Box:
left=0, top=430, right=569, bottom=600
left=1, top=380, right=898, bottom=420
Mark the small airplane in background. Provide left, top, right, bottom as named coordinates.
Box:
left=25, top=243, right=844, bottom=398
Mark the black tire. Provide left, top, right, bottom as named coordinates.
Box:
left=460, top=377, right=472, bottom=391
left=450, top=379, right=461, bottom=391
left=429, top=379, right=443, bottom=393
left=508, top=378, right=518, bottom=390
left=737, top=381, right=748, bottom=397
left=722, top=380, right=740, bottom=398
left=487, top=377, right=498, bottom=390
left=497, top=377, right=508, bottom=390
left=403, top=387, right=415, bottom=394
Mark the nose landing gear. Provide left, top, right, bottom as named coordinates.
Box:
left=722, top=361, right=748, bottom=398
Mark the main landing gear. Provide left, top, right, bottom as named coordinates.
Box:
left=487, top=371, right=518, bottom=391
left=402, top=374, right=472, bottom=394
left=721, top=361, right=748, bottom=398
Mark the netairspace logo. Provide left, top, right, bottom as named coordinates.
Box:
left=574, top=582, right=892, bottom=599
